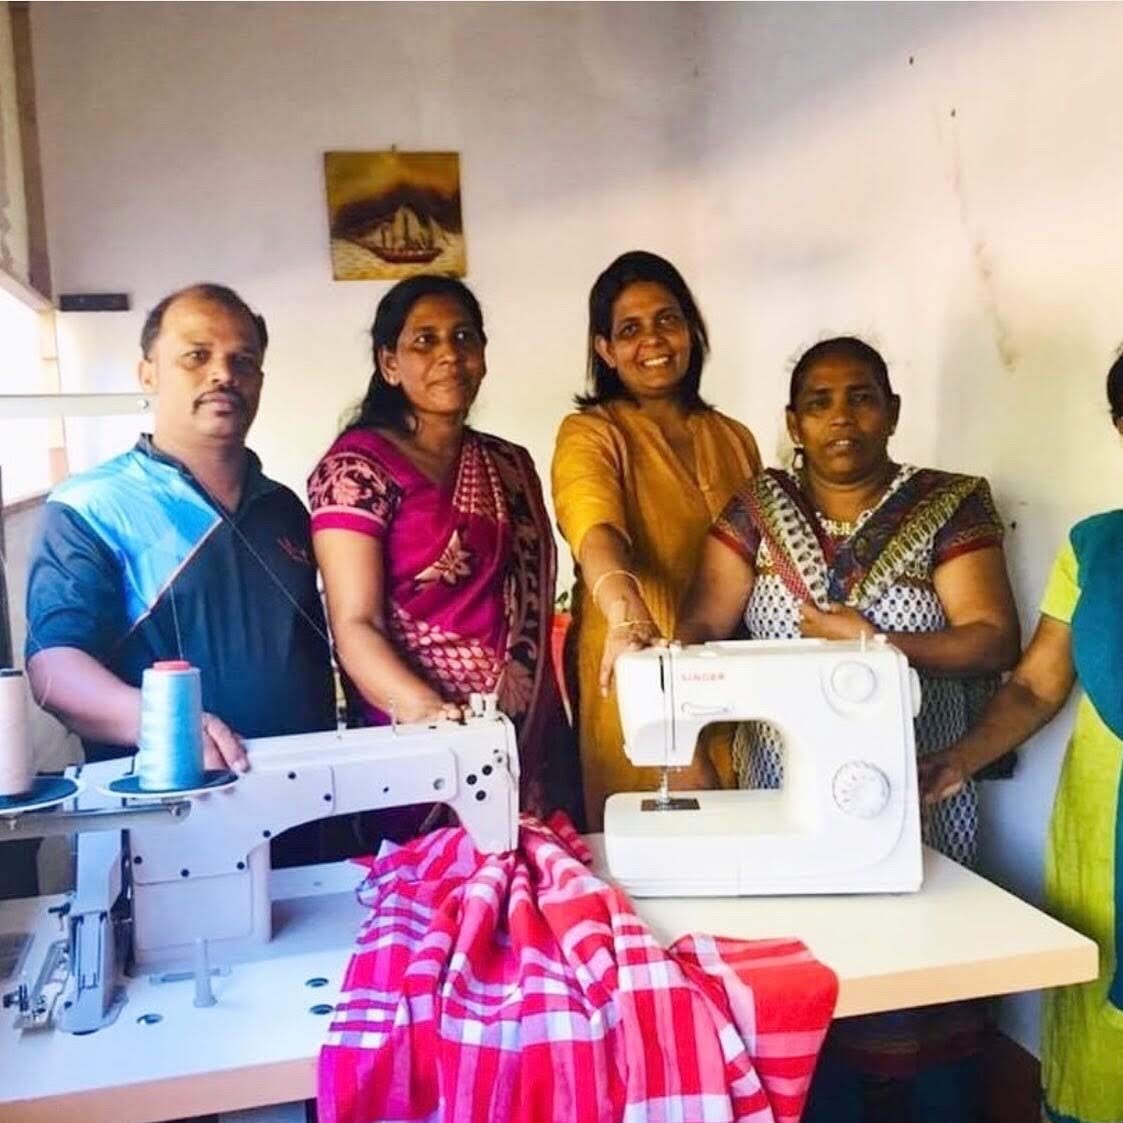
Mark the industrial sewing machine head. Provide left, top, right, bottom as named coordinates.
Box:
left=605, top=638, right=924, bottom=897
left=1, top=695, right=519, bottom=1034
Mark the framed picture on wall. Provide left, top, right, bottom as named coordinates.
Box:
left=324, top=151, right=466, bottom=281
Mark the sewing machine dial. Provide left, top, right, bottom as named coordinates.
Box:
left=829, top=660, right=878, bottom=704
left=832, top=761, right=891, bottom=818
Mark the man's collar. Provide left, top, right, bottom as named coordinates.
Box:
left=134, top=434, right=277, bottom=505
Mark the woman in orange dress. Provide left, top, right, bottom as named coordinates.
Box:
left=551, top=251, right=761, bottom=831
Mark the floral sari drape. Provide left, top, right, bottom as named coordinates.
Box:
left=715, top=466, right=999, bottom=615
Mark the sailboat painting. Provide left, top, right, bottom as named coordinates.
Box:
left=324, top=151, right=466, bottom=280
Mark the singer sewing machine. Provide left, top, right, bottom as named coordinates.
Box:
left=605, top=637, right=924, bottom=897
left=1, top=699, right=519, bottom=1037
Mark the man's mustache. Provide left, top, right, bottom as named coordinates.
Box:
left=194, top=389, right=246, bottom=412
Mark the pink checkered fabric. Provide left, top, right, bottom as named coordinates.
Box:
left=318, top=815, right=837, bottom=1123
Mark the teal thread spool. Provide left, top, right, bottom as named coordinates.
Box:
left=137, top=661, right=204, bottom=791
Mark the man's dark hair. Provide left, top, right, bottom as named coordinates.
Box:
left=140, top=283, right=269, bottom=358
left=577, top=250, right=710, bottom=411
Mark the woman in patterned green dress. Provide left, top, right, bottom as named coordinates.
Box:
left=923, top=355, right=1123, bottom=1123
left=678, top=337, right=1022, bottom=1121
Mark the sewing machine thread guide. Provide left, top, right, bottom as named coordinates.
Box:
left=193, top=939, right=217, bottom=1007
left=641, top=797, right=700, bottom=812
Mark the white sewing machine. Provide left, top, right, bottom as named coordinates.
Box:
left=1, top=700, right=519, bottom=1036
left=605, top=637, right=924, bottom=897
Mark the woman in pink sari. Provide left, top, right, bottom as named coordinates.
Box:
left=308, top=277, right=574, bottom=835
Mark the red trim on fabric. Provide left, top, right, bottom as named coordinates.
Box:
left=710, top=524, right=756, bottom=563
left=933, top=535, right=1003, bottom=568
left=310, top=509, right=385, bottom=538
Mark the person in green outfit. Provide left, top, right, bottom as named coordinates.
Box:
left=920, top=353, right=1123, bottom=1123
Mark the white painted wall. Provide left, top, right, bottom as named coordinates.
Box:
left=31, top=0, right=706, bottom=499
left=27, top=0, right=1123, bottom=1054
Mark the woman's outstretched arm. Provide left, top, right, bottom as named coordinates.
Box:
left=919, top=613, right=1075, bottom=802
left=676, top=536, right=756, bottom=644
left=313, top=528, right=462, bottom=724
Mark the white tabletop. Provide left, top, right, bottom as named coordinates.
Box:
left=585, top=836, right=1098, bottom=1018
left=0, top=843, right=1098, bottom=1123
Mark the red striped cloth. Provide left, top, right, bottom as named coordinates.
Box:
left=318, top=815, right=838, bottom=1123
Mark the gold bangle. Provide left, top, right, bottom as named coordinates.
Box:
left=609, top=619, right=654, bottom=631
left=590, top=569, right=641, bottom=610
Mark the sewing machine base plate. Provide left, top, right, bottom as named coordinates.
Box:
left=605, top=789, right=922, bottom=897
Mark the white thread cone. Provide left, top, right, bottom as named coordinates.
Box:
left=0, top=671, right=34, bottom=798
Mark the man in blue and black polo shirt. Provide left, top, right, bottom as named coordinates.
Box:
left=25, top=283, right=336, bottom=776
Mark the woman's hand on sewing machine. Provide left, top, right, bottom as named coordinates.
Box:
left=428, top=701, right=467, bottom=724
left=799, top=602, right=876, bottom=642
left=202, top=712, right=249, bottom=774
left=599, top=617, right=665, bottom=697
left=917, top=748, right=969, bottom=803
left=391, top=693, right=465, bottom=725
